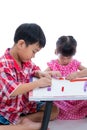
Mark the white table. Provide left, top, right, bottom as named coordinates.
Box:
left=29, top=77, right=87, bottom=130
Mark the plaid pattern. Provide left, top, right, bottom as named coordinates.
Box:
left=0, top=48, right=40, bottom=124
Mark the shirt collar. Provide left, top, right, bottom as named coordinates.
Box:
left=5, top=48, right=21, bottom=71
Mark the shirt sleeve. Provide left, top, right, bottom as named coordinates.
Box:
left=30, top=62, right=41, bottom=76
left=47, top=60, right=56, bottom=70
left=0, top=67, right=21, bottom=97
left=73, top=59, right=81, bottom=68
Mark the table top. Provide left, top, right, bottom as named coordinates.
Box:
left=29, top=77, right=87, bottom=101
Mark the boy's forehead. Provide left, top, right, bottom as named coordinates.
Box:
left=29, top=43, right=41, bottom=50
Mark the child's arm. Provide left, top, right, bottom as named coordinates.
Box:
left=10, top=76, right=51, bottom=97
left=74, top=64, right=87, bottom=78
left=78, top=64, right=87, bottom=70
left=77, top=65, right=87, bottom=78
left=76, top=69, right=87, bottom=78
left=66, top=65, right=87, bottom=80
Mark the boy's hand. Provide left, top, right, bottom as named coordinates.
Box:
left=36, top=77, right=52, bottom=88
left=35, top=70, right=51, bottom=79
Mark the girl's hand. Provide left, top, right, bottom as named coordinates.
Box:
left=48, top=71, right=62, bottom=78
left=65, top=72, right=78, bottom=80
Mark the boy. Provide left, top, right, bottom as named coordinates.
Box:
left=0, top=23, right=58, bottom=126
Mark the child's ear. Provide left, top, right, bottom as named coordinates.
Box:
left=55, top=49, right=57, bottom=55
left=17, top=40, right=26, bottom=49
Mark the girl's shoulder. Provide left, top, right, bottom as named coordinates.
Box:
left=70, top=59, right=81, bottom=64
left=69, top=59, right=81, bottom=68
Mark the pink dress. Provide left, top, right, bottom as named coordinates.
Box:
left=47, top=59, right=87, bottom=119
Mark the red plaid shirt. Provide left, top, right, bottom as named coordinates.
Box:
left=0, top=48, right=40, bottom=124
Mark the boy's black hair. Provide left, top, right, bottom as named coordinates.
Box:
left=56, top=36, right=77, bottom=56
left=14, top=23, right=46, bottom=48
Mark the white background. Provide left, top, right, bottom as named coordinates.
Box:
left=0, top=0, right=87, bottom=70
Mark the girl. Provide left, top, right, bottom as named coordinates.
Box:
left=45, top=35, right=87, bottom=120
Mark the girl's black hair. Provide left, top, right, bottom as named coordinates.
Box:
left=56, top=36, right=77, bottom=56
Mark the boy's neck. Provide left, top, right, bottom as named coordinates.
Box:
left=10, top=47, right=22, bottom=68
